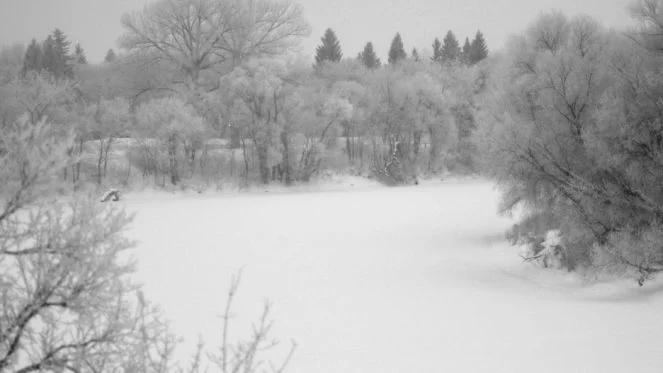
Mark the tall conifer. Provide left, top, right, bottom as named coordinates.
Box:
left=441, top=31, right=460, bottom=62
left=315, top=28, right=343, bottom=66
left=388, top=33, right=406, bottom=65
left=432, top=38, right=443, bottom=62
left=469, top=31, right=488, bottom=64
left=22, top=39, right=43, bottom=76
left=358, top=42, right=380, bottom=69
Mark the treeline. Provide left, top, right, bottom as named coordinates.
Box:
left=316, top=28, right=488, bottom=68
left=1, top=0, right=487, bottom=190
left=22, top=29, right=87, bottom=79
left=476, top=5, right=663, bottom=283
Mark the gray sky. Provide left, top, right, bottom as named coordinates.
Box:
left=0, top=0, right=634, bottom=63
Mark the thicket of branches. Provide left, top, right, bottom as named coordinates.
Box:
left=476, top=1, right=663, bottom=283
left=0, top=116, right=294, bottom=369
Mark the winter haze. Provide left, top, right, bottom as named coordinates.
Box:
left=1, top=0, right=663, bottom=372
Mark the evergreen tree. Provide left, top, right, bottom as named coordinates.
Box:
left=22, top=39, right=43, bottom=76
left=358, top=42, right=380, bottom=69
left=411, top=48, right=420, bottom=62
left=104, top=49, right=116, bottom=63
left=441, top=30, right=460, bottom=62
left=461, top=37, right=472, bottom=64
left=469, top=31, right=488, bottom=64
left=74, top=43, right=87, bottom=64
left=51, top=28, right=73, bottom=79
left=431, top=37, right=443, bottom=62
left=315, top=28, right=343, bottom=66
left=41, top=35, right=57, bottom=76
left=388, top=33, right=406, bottom=65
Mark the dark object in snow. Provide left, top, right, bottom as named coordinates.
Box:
left=101, top=189, right=120, bottom=202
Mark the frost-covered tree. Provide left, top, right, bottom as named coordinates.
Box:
left=0, top=114, right=163, bottom=371
left=135, top=97, right=207, bottom=185
left=220, top=58, right=290, bottom=184
left=120, top=0, right=310, bottom=86
left=284, top=77, right=354, bottom=182
left=365, top=65, right=456, bottom=184
left=85, top=98, right=131, bottom=184
left=476, top=10, right=663, bottom=282
left=630, top=0, right=663, bottom=52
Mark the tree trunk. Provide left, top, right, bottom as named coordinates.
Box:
left=97, top=139, right=105, bottom=185
left=413, top=130, right=422, bottom=157
left=256, top=144, right=270, bottom=185
left=103, top=137, right=113, bottom=178
left=428, top=126, right=439, bottom=173
left=168, top=135, right=179, bottom=185
left=241, top=138, right=250, bottom=185
left=280, top=130, right=293, bottom=185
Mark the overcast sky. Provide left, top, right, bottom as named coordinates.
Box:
left=0, top=0, right=634, bottom=63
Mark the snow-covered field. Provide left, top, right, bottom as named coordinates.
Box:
left=123, top=178, right=663, bottom=373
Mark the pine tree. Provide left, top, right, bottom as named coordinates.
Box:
left=432, top=38, right=443, bottom=63
left=469, top=31, right=488, bottom=64
left=51, top=28, right=73, bottom=79
left=358, top=42, right=380, bottom=69
left=315, top=28, right=343, bottom=66
left=74, top=43, right=87, bottom=64
left=22, top=39, right=43, bottom=76
left=104, top=49, right=116, bottom=63
left=388, top=33, right=406, bottom=65
left=461, top=37, right=472, bottom=64
left=411, top=48, right=420, bottom=62
left=441, top=30, right=460, bottom=62
left=41, top=35, right=57, bottom=76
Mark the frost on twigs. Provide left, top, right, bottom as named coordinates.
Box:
left=519, top=230, right=568, bottom=270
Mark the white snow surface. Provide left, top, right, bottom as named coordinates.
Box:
left=123, top=178, right=663, bottom=373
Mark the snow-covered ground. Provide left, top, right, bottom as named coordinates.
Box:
left=123, top=178, right=663, bottom=373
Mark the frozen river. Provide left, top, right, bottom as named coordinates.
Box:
left=124, top=178, right=663, bottom=372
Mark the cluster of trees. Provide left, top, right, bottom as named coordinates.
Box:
left=432, top=31, right=488, bottom=65
left=476, top=1, right=663, bottom=283
left=22, top=29, right=87, bottom=79
left=315, top=28, right=489, bottom=69
left=219, top=57, right=480, bottom=186
left=0, top=0, right=484, bottom=190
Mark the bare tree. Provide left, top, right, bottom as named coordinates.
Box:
left=0, top=116, right=136, bottom=372
left=121, top=0, right=233, bottom=87
left=120, top=0, right=310, bottom=88
left=223, top=0, right=311, bottom=67
left=0, top=113, right=186, bottom=371
left=630, top=0, right=663, bottom=52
